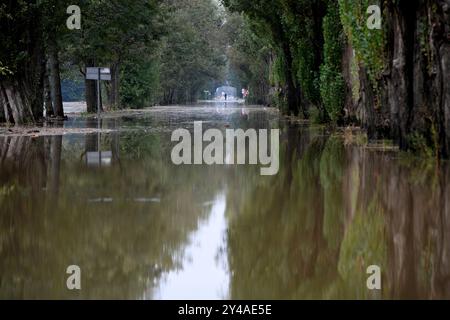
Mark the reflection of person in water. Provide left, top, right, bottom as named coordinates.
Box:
left=241, top=108, right=249, bottom=121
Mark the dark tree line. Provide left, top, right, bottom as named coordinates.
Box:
left=0, top=0, right=226, bottom=122
left=1, top=1, right=46, bottom=124
left=223, top=0, right=450, bottom=156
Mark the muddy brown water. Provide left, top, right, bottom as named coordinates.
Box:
left=0, top=104, right=449, bottom=299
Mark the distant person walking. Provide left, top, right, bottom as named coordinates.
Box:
left=242, top=88, right=249, bottom=99
left=224, top=93, right=228, bottom=101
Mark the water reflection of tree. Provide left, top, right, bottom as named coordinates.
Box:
left=0, top=132, right=225, bottom=299
left=226, top=131, right=450, bottom=299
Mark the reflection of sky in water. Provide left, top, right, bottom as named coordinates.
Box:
left=154, top=194, right=229, bottom=300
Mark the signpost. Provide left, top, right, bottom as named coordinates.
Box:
left=87, top=150, right=112, bottom=167
left=85, top=67, right=112, bottom=168
left=86, top=67, right=112, bottom=81
left=86, top=67, right=111, bottom=117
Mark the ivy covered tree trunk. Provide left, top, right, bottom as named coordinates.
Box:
left=425, top=0, right=449, bottom=157
left=357, top=65, right=377, bottom=138
left=281, top=43, right=302, bottom=117
left=320, top=0, right=345, bottom=124
left=0, top=2, right=45, bottom=124
left=381, top=0, right=419, bottom=149
left=340, top=0, right=449, bottom=155
left=379, top=0, right=450, bottom=155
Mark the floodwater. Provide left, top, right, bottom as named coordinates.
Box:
left=1, top=103, right=450, bottom=299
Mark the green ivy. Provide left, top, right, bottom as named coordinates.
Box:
left=320, top=1, right=345, bottom=123
left=293, top=14, right=321, bottom=107
left=338, top=0, right=385, bottom=85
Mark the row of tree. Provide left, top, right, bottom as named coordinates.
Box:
left=2, top=0, right=449, bottom=156
left=223, top=0, right=450, bottom=157
left=0, top=0, right=227, bottom=123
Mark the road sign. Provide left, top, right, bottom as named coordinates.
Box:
left=85, top=67, right=111, bottom=116
left=87, top=151, right=112, bottom=167
left=86, top=67, right=111, bottom=81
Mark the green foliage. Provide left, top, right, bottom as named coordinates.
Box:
left=60, top=0, right=162, bottom=108
left=338, top=0, right=385, bottom=85
left=226, top=13, right=272, bottom=105
left=63, top=0, right=161, bottom=66
left=158, top=0, right=226, bottom=104
left=320, top=66, right=345, bottom=122
left=120, top=55, right=160, bottom=109
left=60, top=0, right=227, bottom=107
left=282, top=2, right=322, bottom=107
left=320, top=1, right=345, bottom=123
left=293, top=38, right=321, bottom=108
left=223, top=0, right=347, bottom=118
left=223, top=0, right=307, bottom=113
left=322, top=3, right=344, bottom=67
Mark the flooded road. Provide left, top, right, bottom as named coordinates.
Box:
left=1, top=103, right=450, bottom=299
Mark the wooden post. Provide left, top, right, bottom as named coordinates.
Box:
left=97, top=68, right=101, bottom=117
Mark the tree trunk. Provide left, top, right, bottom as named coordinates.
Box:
left=341, top=43, right=358, bottom=122
left=0, top=81, right=36, bottom=124
left=109, top=63, right=120, bottom=109
left=43, top=71, right=54, bottom=117
left=432, top=0, right=450, bottom=157
left=384, top=0, right=418, bottom=148
left=357, top=65, right=377, bottom=139
left=47, top=37, right=64, bottom=118
left=83, top=59, right=102, bottom=113
left=281, top=43, right=302, bottom=117
left=0, top=1, right=44, bottom=125
left=85, top=79, right=98, bottom=113
left=0, top=85, right=9, bottom=124
left=374, top=0, right=450, bottom=154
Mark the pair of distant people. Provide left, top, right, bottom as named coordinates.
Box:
left=242, top=88, right=249, bottom=99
